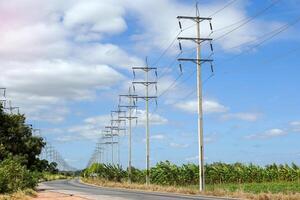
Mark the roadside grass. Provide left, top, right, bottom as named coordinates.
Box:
left=82, top=178, right=300, bottom=200
left=40, top=173, right=71, bottom=182
left=0, top=189, right=36, bottom=200
left=205, top=181, right=300, bottom=194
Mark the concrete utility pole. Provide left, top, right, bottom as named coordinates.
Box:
left=119, top=88, right=138, bottom=183
left=177, top=4, right=214, bottom=191
left=132, top=64, right=157, bottom=185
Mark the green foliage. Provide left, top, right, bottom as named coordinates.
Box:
left=41, top=172, right=72, bottom=182
left=0, top=105, right=58, bottom=194
left=83, top=161, right=300, bottom=187
left=83, top=163, right=127, bottom=182
left=0, top=157, right=40, bottom=193
left=206, top=181, right=300, bottom=194
left=0, top=105, right=47, bottom=171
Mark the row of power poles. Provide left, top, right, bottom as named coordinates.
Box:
left=88, top=4, right=214, bottom=191
left=88, top=63, right=158, bottom=185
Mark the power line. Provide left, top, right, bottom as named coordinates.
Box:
left=214, top=0, right=281, bottom=41
left=222, top=15, right=300, bottom=62
left=208, top=0, right=238, bottom=17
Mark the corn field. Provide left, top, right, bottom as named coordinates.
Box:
left=82, top=161, right=300, bottom=186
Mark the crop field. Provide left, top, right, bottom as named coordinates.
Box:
left=82, top=161, right=300, bottom=198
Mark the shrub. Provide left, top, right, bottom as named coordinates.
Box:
left=0, top=157, right=40, bottom=193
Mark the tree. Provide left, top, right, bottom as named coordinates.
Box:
left=0, top=104, right=51, bottom=171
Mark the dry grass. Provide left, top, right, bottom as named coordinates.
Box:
left=82, top=178, right=300, bottom=200
left=0, top=189, right=37, bottom=200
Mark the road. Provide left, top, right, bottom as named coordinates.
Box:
left=40, top=179, right=237, bottom=200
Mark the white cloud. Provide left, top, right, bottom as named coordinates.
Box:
left=66, top=115, right=112, bottom=140
left=0, top=0, right=141, bottom=123
left=204, top=136, right=216, bottom=143
left=245, top=128, right=287, bottom=140
left=84, top=115, right=111, bottom=126
left=136, top=109, right=168, bottom=125
left=174, top=99, right=228, bottom=114
left=55, top=135, right=83, bottom=143
left=169, top=142, right=189, bottom=148
left=142, top=134, right=165, bottom=142
left=290, top=121, right=300, bottom=132
left=122, top=0, right=282, bottom=53
left=185, top=155, right=208, bottom=161
left=221, top=112, right=261, bottom=122
left=63, top=0, right=127, bottom=34
left=185, top=156, right=198, bottom=161
left=150, top=134, right=165, bottom=140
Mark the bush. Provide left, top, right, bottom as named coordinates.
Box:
left=0, top=157, right=40, bottom=193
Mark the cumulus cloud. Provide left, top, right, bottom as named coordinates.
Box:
left=122, top=0, right=282, bottom=53
left=63, top=0, right=127, bottom=34
left=174, top=99, right=228, bottom=114
left=245, top=128, right=287, bottom=140
left=0, top=0, right=143, bottom=123
left=65, top=115, right=111, bottom=140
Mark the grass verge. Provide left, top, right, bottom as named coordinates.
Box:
left=40, top=173, right=72, bottom=182
left=0, top=189, right=36, bottom=200
left=81, top=178, right=300, bottom=200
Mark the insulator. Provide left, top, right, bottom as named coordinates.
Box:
left=209, top=20, right=213, bottom=31
left=210, top=63, right=214, bottom=73
left=178, top=20, right=182, bottom=30
left=179, top=42, right=182, bottom=51
left=155, top=85, right=158, bottom=93
left=179, top=63, right=183, bottom=74
left=133, top=85, right=136, bottom=92
left=133, top=70, right=136, bottom=79
left=155, top=99, right=158, bottom=108
left=155, top=70, right=158, bottom=78
left=210, top=42, right=214, bottom=52
left=3, top=89, right=5, bottom=97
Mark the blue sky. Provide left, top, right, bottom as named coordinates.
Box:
left=0, top=0, right=299, bottom=169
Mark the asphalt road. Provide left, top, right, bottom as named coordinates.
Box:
left=41, top=179, right=237, bottom=200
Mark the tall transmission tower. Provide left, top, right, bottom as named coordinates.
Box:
left=132, top=62, right=158, bottom=185
left=111, top=110, right=126, bottom=165
left=177, top=4, right=214, bottom=192
left=5, top=100, right=20, bottom=114
left=103, top=127, right=117, bottom=164
left=119, top=88, right=138, bottom=183
left=0, top=88, right=6, bottom=107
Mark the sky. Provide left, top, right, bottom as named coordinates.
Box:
left=0, top=0, right=299, bottom=170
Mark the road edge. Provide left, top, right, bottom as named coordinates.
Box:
left=77, top=178, right=240, bottom=200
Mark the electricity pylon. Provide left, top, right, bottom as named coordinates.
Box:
left=119, top=88, right=138, bottom=183
left=111, top=109, right=126, bottom=165
left=177, top=4, right=214, bottom=191
left=0, top=88, right=6, bottom=107
left=102, top=128, right=117, bottom=164
left=5, top=100, right=20, bottom=114
left=132, top=63, right=158, bottom=185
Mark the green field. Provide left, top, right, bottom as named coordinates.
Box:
left=206, top=181, right=300, bottom=194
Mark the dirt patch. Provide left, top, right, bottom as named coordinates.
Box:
left=31, top=191, right=89, bottom=200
